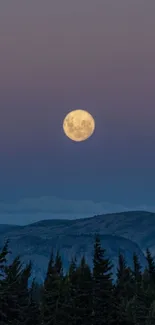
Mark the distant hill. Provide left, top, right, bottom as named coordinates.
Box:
left=0, top=210, right=153, bottom=283
left=21, top=210, right=155, bottom=254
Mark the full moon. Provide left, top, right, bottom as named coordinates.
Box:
left=63, top=109, right=95, bottom=142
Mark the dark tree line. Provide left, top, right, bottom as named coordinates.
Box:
left=0, top=235, right=155, bottom=324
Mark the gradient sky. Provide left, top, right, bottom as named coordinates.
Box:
left=0, top=1, right=155, bottom=223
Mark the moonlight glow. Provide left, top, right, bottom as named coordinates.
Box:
left=63, top=109, right=95, bottom=142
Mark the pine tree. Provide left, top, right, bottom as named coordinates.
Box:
left=92, top=234, right=114, bottom=325
left=55, top=250, right=63, bottom=277
left=132, top=252, right=142, bottom=286
left=41, top=251, right=55, bottom=325
left=0, top=240, right=9, bottom=278
left=114, top=252, right=135, bottom=324
left=41, top=250, right=65, bottom=325
left=0, top=240, right=10, bottom=324
left=26, top=279, right=41, bottom=325
left=75, top=256, right=93, bottom=325
left=66, top=256, right=79, bottom=325
left=116, top=252, right=134, bottom=302
left=68, top=256, right=77, bottom=280
left=146, top=249, right=155, bottom=285
left=145, top=249, right=155, bottom=304
left=52, top=250, right=70, bottom=325
left=2, top=256, right=23, bottom=324
left=18, top=261, right=32, bottom=324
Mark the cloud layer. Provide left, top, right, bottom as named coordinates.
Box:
left=0, top=196, right=154, bottom=225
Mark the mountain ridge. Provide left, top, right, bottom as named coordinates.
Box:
left=0, top=210, right=153, bottom=283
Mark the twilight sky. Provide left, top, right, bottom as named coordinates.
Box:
left=0, top=0, right=155, bottom=224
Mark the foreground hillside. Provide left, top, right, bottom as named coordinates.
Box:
left=1, top=234, right=155, bottom=325
left=0, top=210, right=152, bottom=282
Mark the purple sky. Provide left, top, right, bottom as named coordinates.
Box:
left=0, top=1, right=155, bottom=223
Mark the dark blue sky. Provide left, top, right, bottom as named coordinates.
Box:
left=0, top=1, right=155, bottom=224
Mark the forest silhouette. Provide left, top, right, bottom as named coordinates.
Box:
left=0, top=235, right=155, bottom=325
